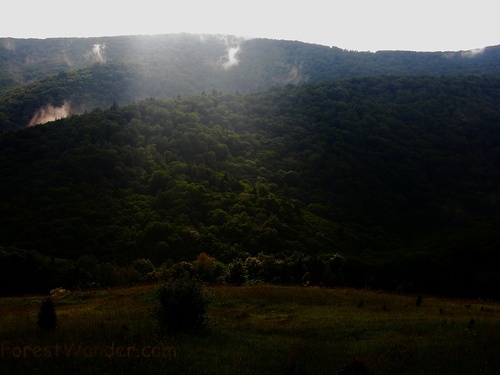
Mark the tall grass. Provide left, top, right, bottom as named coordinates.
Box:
left=0, top=285, right=498, bottom=374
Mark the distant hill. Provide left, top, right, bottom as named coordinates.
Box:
left=1, top=34, right=500, bottom=131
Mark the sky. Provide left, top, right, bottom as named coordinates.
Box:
left=1, top=0, right=498, bottom=52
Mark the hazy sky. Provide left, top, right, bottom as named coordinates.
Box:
left=1, top=0, right=498, bottom=52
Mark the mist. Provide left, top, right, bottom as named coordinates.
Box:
left=217, top=35, right=243, bottom=70
left=28, top=102, right=71, bottom=126
left=460, top=47, right=485, bottom=57
left=222, top=46, right=240, bottom=69
left=85, top=43, right=106, bottom=63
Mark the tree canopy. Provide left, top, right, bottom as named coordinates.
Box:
left=0, top=75, right=499, bottom=297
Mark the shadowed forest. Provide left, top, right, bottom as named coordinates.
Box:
left=1, top=74, right=499, bottom=298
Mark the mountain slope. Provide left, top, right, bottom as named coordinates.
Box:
left=0, top=75, right=499, bottom=296
left=1, top=34, right=500, bottom=131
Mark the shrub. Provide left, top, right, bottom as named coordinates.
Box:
left=132, top=258, right=155, bottom=279
left=37, top=297, right=57, bottom=331
left=226, top=258, right=248, bottom=285
left=301, top=272, right=311, bottom=285
left=170, top=261, right=194, bottom=280
left=192, top=253, right=226, bottom=283
left=153, top=278, right=210, bottom=334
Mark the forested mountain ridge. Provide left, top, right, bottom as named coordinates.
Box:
left=1, top=75, right=499, bottom=297
left=1, top=34, right=500, bottom=131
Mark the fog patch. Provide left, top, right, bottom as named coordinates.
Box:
left=24, top=55, right=36, bottom=66
left=285, top=64, right=305, bottom=84
left=272, top=62, right=307, bottom=85
left=445, top=47, right=486, bottom=59
left=63, top=50, right=73, bottom=66
left=2, top=38, right=15, bottom=51
left=222, top=46, right=240, bottom=69
left=460, top=47, right=485, bottom=57
left=85, top=43, right=106, bottom=63
left=218, top=36, right=243, bottom=70
left=28, top=101, right=71, bottom=126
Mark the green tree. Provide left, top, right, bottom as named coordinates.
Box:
left=152, top=278, right=210, bottom=334
left=192, top=252, right=226, bottom=283
left=226, top=258, right=248, bottom=285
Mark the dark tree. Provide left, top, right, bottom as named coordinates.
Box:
left=37, top=298, right=57, bottom=331
left=226, top=259, right=248, bottom=285
left=153, top=278, right=210, bottom=334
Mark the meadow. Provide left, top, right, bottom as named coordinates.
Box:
left=0, top=284, right=498, bottom=374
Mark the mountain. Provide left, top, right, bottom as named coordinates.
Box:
left=0, top=75, right=499, bottom=297
left=1, top=34, right=500, bottom=131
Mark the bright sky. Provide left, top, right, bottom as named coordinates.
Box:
left=1, top=0, right=498, bottom=52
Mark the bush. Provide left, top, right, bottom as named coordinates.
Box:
left=132, top=258, right=155, bottom=279
left=192, top=253, right=226, bottom=283
left=153, top=278, right=210, bottom=334
left=226, top=258, right=248, bottom=285
left=37, top=297, right=57, bottom=331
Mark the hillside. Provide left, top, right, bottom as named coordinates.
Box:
left=0, top=75, right=499, bottom=297
left=1, top=34, right=500, bottom=131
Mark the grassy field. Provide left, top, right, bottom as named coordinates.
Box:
left=0, top=284, right=499, bottom=374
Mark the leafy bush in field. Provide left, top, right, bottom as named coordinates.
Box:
left=37, top=298, right=57, bottom=331
left=226, top=258, right=248, bottom=285
left=153, top=278, right=210, bottom=334
left=192, top=253, right=227, bottom=283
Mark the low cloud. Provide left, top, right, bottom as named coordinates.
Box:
left=217, top=35, right=243, bottom=70
left=222, top=46, right=240, bottom=69
left=28, top=102, right=71, bottom=126
left=285, top=65, right=302, bottom=84
left=460, top=47, right=485, bottom=57
left=446, top=47, right=486, bottom=59
left=2, top=38, right=15, bottom=51
left=85, top=43, right=106, bottom=63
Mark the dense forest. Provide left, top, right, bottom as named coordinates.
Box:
left=1, top=34, right=500, bottom=131
left=1, top=75, right=499, bottom=298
